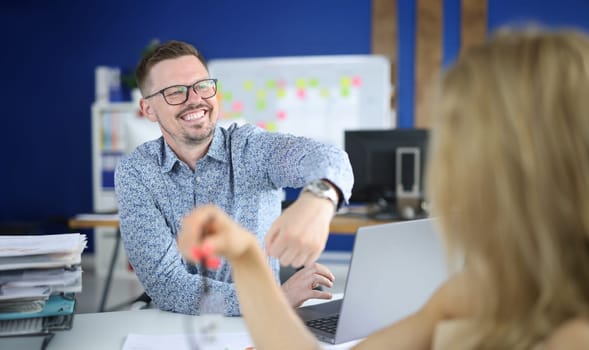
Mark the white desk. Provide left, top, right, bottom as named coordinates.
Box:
left=49, top=309, right=247, bottom=350
left=46, top=295, right=357, bottom=350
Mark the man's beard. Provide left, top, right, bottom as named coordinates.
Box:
left=176, top=103, right=215, bottom=145
left=183, top=123, right=214, bottom=145
left=155, top=112, right=215, bottom=146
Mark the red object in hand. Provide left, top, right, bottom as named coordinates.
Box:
left=205, top=256, right=221, bottom=270
left=191, top=244, right=220, bottom=270
left=200, top=242, right=214, bottom=257
left=191, top=246, right=204, bottom=261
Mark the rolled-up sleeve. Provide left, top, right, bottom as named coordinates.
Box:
left=240, top=127, right=354, bottom=203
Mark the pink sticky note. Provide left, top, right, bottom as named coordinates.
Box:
left=256, top=121, right=267, bottom=129
left=276, top=110, right=287, bottom=120
left=296, top=88, right=306, bottom=99
left=277, top=79, right=287, bottom=89
left=351, top=76, right=362, bottom=87
left=232, top=101, right=244, bottom=112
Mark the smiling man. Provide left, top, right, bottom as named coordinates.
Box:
left=114, top=41, right=354, bottom=316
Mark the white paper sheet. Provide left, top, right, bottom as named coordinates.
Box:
left=0, top=286, right=50, bottom=301
left=122, top=332, right=254, bottom=350
left=122, top=332, right=361, bottom=350
left=0, top=267, right=82, bottom=293
left=0, top=233, right=87, bottom=257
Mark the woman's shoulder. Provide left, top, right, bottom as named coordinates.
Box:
left=542, top=318, right=589, bottom=350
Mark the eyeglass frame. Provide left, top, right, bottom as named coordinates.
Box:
left=143, top=78, right=218, bottom=105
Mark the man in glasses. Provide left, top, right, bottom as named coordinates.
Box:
left=115, top=40, right=353, bottom=316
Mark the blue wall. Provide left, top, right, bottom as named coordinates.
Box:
left=1, top=0, right=588, bottom=232
left=397, top=0, right=589, bottom=127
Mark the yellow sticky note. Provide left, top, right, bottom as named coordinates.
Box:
left=295, top=78, right=306, bottom=89
left=244, top=80, right=254, bottom=91
left=267, top=122, right=278, bottom=132
left=340, top=77, right=351, bottom=88
left=256, top=89, right=266, bottom=99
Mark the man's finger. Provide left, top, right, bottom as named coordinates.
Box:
left=313, top=274, right=334, bottom=289
left=312, top=263, right=335, bottom=282
left=266, top=229, right=288, bottom=257
left=310, top=290, right=333, bottom=300
left=303, top=250, right=322, bottom=269
left=278, top=248, right=299, bottom=267
left=264, top=226, right=279, bottom=250
left=291, top=251, right=313, bottom=269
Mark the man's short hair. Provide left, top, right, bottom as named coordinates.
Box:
left=135, top=40, right=208, bottom=94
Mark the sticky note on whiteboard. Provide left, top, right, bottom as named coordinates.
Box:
left=209, top=55, right=393, bottom=148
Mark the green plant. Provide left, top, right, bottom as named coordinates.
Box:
left=122, top=38, right=161, bottom=90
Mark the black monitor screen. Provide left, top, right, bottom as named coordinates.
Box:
left=345, top=129, right=429, bottom=205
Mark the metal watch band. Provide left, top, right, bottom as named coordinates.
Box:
left=302, top=179, right=339, bottom=209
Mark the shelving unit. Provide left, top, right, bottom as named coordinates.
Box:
left=90, top=101, right=160, bottom=278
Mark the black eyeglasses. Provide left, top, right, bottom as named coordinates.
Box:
left=144, top=78, right=218, bottom=105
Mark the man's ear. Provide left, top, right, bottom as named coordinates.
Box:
left=140, top=98, right=158, bottom=122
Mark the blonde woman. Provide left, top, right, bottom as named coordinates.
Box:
left=177, top=29, right=589, bottom=349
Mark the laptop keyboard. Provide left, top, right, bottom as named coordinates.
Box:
left=306, top=315, right=339, bottom=335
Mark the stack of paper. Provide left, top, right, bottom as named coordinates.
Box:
left=0, top=233, right=86, bottom=341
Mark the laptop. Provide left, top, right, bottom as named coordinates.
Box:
left=297, top=218, right=448, bottom=344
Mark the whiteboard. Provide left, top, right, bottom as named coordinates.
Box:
left=209, top=55, right=393, bottom=148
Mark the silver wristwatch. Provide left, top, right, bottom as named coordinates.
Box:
left=302, top=179, right=339, bottom=210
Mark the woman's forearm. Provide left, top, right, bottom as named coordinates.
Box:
left=230, top=241, right=320, bottom=350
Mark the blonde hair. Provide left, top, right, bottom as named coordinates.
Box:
left=427, top=29, right=589, bottom=348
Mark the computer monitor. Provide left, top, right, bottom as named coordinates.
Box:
left=344, top=129, right=429, bottom=219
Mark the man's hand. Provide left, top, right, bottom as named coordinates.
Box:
left=281, top=263, right=335, bottom=308
left=265, top=192, right=335, bottom=268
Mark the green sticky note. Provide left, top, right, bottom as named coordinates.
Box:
left=309, top=78, right=319, bottom=87
left=256, top=100, right=266, bottom=110
left=341, top=86, right=350, bottom=97
left=277, top=88, right=286, bottom=99
left=223, top=92, right=233, bottom=101
left=266, top=80, right=276, bottom=89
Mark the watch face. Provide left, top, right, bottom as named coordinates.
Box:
left=316, top=180, right=330, bottom=191
left=304, top=180, right=338, bottom=209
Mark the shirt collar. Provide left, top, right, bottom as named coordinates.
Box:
left=159, top=126, right=228, bottom=173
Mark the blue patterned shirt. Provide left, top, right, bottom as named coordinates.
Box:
left=115, top=123, right=353, bottom=316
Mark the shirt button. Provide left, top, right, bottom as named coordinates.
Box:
left=196, top=177, right=202, bottom=182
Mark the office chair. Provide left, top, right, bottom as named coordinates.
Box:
left=106, top=291, right=152, bottom=311
left=128, top=291, right=152, bottom=311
